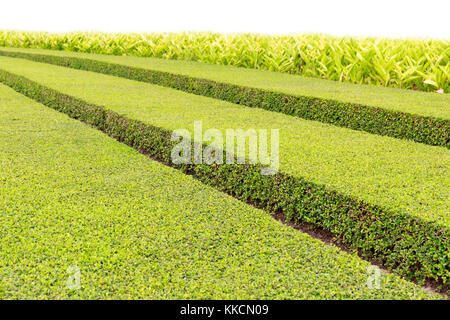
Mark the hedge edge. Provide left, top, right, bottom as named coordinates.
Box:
left=0, top=49, right=448, bottom=148
left=0, top=69, right=448, bottom=288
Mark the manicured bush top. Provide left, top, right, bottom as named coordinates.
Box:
left=4, top=85, right=437, bottom=299
left=1, top=69, right=448, bottom=287
left=3, top=84, right=438, bottom=299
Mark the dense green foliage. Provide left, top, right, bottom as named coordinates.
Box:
left=0, top=49, right=448, bottom=148
left=0, top=31, right=448, bottom=92
left=4, top=86, right=438, bottom=299
left=0, top=56, right=448, bottom=230
left=2, top=47, right=448, bottom=120
left=1, top=70, right=448, bottom=287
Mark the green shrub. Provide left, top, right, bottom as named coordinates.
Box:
left=0, top=69, right=448, bottom=289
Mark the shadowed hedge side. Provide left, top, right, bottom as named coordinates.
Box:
left=0, top=69, right=448, bottom=289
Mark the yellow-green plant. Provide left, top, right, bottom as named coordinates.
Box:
left=0, top=31, right=448, bottom=92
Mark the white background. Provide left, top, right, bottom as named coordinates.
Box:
left=1, top=0, right=449, bottom=39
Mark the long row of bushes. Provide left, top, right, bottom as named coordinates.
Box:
left=0, top=31, right=448, bottom=92
left=0, top=50, right=448, bottom=148
left=0, top=69, right=448, bottom=288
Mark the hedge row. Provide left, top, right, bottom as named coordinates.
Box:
left=0, top=49, right=448, bottom=148
left=0, top=69, right=448, bottom=289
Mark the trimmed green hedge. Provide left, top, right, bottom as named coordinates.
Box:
left=0, top=49, right=448, bottom=148
left=0, top=69, right=448, bottom=289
